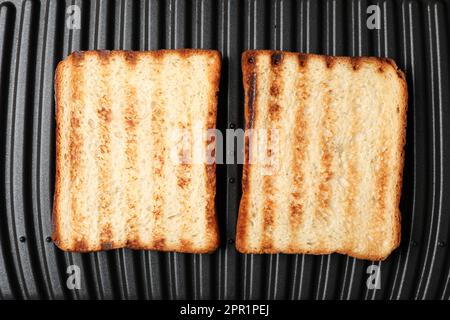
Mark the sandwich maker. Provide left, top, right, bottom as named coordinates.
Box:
left=0, top=0, right=448, bottom=299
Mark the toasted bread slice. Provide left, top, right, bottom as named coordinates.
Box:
left=53, top=49, right=221, bottom=253
left=236, top=50, right=407, bottom=261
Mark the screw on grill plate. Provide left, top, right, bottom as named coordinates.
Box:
left=229, top=178, right=235, bottom=183
left=229, top=123, right=236, bottom=129
left=228, top=239, right=234, bottom=245
left=46, top=237, right=52, bottom=243
left=411, top=240, right=418, bottom=247
left=19, top=236, right=26, bottom=243
left=438, top=241, right=446, bottom=247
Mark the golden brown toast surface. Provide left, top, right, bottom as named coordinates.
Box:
left=236, top=50, right=407, bottom=261
left=53, top=49, right=221, bottom=253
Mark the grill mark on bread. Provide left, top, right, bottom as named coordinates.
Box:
left=153, top=237, right=166, bottom=250
left=270, top=84, right=279, bottom=96
left=96, top=57, right=114, bottom=245
left=298, top=53, right=308, bottom=67
left=124, top=84, right=140, bottom=246
left=68, top=60, right=87, bottom=249
left=71, top=51, right=84, bottom=63
left=100, top=223, right=113, bottom=249
left=236, top=52, right=257, bottom=251
left=180, top=239, right=193, bottom=252
left=97, top=50, right=111, bottom=60
left=124, top=51, right=138, bottom=65
left=289, top=59, right=310, bottom=243
left=350, top=57, right=362, bottom=71
left=177, top=174, right=190, bottom=188
left=248, top=73, right=257, bottom=130
left=100, top=241, right=113, bottom=250
left=245, top=72, right=257, bottom=167
left=268, top=103, right=281, bottom=121
left=261, top=54, right=284, bottom=250
left=126, top=238, right=141, bottom=249
left=74, top=239, right=89, bottom=252
left=325, top=56, right=336, bottom=68
left=271, top=52, right=283, bottom=65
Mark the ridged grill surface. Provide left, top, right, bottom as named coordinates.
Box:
left=0, top=0, right=449, bottom=300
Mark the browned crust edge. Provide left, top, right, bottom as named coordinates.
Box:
left=202, top=50, right=222, bottom=253
left=52, top=49, right=222, bottom=254
left=59, top=48, right=222, bottom=61
left=52, top=57, right=65, bottom=250
left=235, top=51, right=257, bottom=253
left=391, top=59, right=408, bottom=256
left=235, top=50, right=408, bottom=261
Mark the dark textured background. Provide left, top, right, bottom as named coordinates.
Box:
left=0, top=0, right=449, bottom=300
